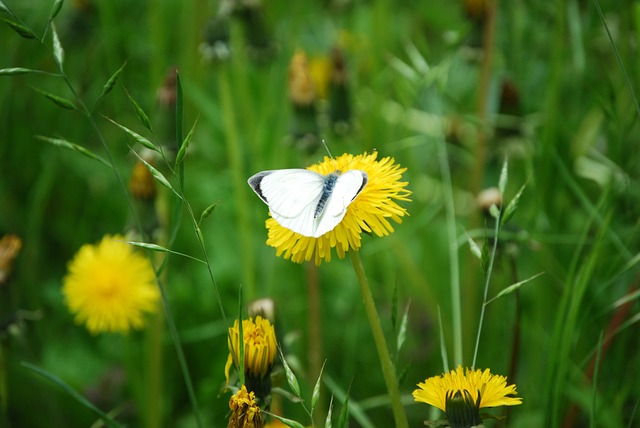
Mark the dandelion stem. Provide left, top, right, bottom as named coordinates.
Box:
left=306, top=262, right=324, bottom=426
left=349, top=251, right=408, bottom=428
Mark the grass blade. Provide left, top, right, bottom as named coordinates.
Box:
left=486, top=272, right=545, bottom=305
left=100, top=61, right=127, bottom=98
left=127, top=241, right=206, bottom=264
left=21, top=362, right=124, bottom=428
left=51, top=22, right=64, bottom=68
left=279, top=348, right=300, bottom=397
left=38, top=136, right=110, bottom=167
left=104, top=115, right=158, bottom=152
left=124, top=87, right=153, bottom=132
left=0, top=67, right=32, bottom=75
left=130, top=149, right=181, bottom=199
left=32, top=87, right=76, bottom=110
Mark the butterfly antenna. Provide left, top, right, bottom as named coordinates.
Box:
left=321, top=139, right=334, bottom=159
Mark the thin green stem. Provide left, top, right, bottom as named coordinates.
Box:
left=349, top=251, right=408, bottom=428
left=471, top=210, right=501, bottom=369
left=435, top=105, right=463, bottom=366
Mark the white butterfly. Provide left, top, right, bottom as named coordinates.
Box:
left=248, top=169, right=368, bottom=238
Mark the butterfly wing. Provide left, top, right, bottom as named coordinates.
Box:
left=313, top=170, right=368, bottom=237
left=248, top=169, right=325, bottom=237
left=248, top=169, right=368, bottom=238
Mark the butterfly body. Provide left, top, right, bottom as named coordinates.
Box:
left=248, top=169, right=368, bottom=238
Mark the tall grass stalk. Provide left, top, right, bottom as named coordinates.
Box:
left=218, top=66, right=257, bottom=300
left=349, top=251, right=408, bottom=428
left=471, top=205, right=501, bottom=369
left=434, top=99, right=463, bottom=366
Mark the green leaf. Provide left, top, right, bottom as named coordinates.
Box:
left=130, top=150, right=181, bottom=199
left=126, top=241, right=206, bottom=264
left=391, top=282, right=399, bottom=331
left=324, top=396, right=334, bottom=428
left=0, top=67, right=32, bottom=75
left=101, top=61, right=127, bottom=98
left=175, top=116, right=199, bottom=167
left=310, top=361, right=326, bottom=415
left=51, top=22, right=64, bottom=67
left=124, top=87, right=153, bottom=132
left=489, top=204, right=500, bottom=220
left=396, top=301, right=410, bottom=355
left=279, top=348, right=300, bottom=397
left=49, top=0, right=64, bottom=21
left=498, top=158, right=508, bottom=195
left=502, top=181, right=527, bottom=226
left=467, top=234, right=482, bottom=260
left=21, top=362, right=124, bottom=428
left=198, top=201, right=219, bottom=226
left=337, top=395, right=350, bottom=428
left=486, top=272, right=544, bottom=305
left=38, top=136, right=110, bottom=167
left=267, top=413, right=305, bottom=428
left=103, top=116, right=159, bottom=152
left=2, top=18, right=37, bottom=39
left=0, top=1, right=9, bottom=14
left=32, top=87, right=76, bottom=110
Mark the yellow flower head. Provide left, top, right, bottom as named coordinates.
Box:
left=225, top=316, right=277, bottom=385
left=265, top=152, right=410, bottom=265
left=62, top=235, right=160, bottom=334
left=413, top=365, right=522, bottom=414
left=228, top=385, right=264, bottom=428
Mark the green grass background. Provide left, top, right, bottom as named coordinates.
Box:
left=1, top=0, right=640, bottom=427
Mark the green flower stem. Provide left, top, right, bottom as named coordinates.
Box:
left=306, top=263, right=324, bottom=426
left=350, top=251, right=409, bottom=428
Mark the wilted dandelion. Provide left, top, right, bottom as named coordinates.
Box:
left=262, top=152, right=410, bottom=265
left=413, top=366, right=522, bottom=428
left=62, top=235, right=160, bottom=334
left=228, top=385, right=264, bottom=428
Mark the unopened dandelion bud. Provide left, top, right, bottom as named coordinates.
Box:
left=233, top=0, right=274, bottom=60
left=287, top=50, right=320, bottom=151
left=248, top=298, right=275, bottom=323
left=328, top=46, right=352, bottom=134
left=288, top=50, right=316, bottom=106
left=477, top=187, right=501, bottom=214
left=129, top=160, right=157, bottom=200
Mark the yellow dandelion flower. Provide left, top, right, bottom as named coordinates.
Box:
left=225, top=316, right=277, bottom=384
left=263, top=152, right=410, bottom=265
left=413, top=366, right=522, bottom=413
left=62, top=235, right=160, bottom=334
left=228, top=385, right=265, bottom=428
